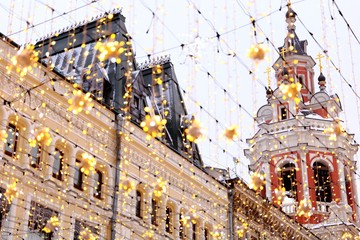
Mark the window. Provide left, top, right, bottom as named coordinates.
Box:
left=73, top=219, right=99, bottom=240
left=192, top=222, right=197, bottom=240
left=93, top=170, right=102, bottom=199
left=28, top=201, right=58, bottom=240
left=345, top=175, right=353, bottom=206
left=30, top=144, right=42, bottom=169
left=279, top=106, right=287, bottom=120
left=151, top=198, right=158, bottom=226
left=5, top=123, right=19, bottom=157
left=165, top=206, right=172, bottom=233
left=204, top=227, right=210, bottom=240
left=179, top=212, right=185, bottom=239
left=74, top=159, right=83, bottom=190
left=135, top=190, right=142, bottom=218
left=278, top=163, right=297, bottom=200
left=313, top=162, right=332, bottom=202
left=0, top=187, right=11, bottom=230
left=52, top=148, right=64, bottom=180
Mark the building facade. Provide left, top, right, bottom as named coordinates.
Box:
left=245, top=6, right=360, bottom=240
left=0, top=9, right=229, bottom=240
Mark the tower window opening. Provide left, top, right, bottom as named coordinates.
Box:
left=278, top=163, right=297, bottom=200
left=279, top=106, right=288, bottom=120
left=313, top=162, right=332, bottom=202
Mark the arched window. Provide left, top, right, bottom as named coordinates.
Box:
left=151, top=198, right=158, bottom=226
left=52, top=148, right=64, bottom=180
left=74, top=159, right=83, bottom=190
left=135, top=190, right=142, bottom=218
left=278, top=163, right=297, bottom=200
left=93, top=170, right=103, bottom=199
left=4, top=123, right=19, bottom=157
left=30, top=143, right=42, bottom=169
left=179, top=211, right=185, bottom=239
left=192, top=221, right=197, bottom=240
left=165, top=206, right=173, bottom=233
left=313, top=162, right=332, bottom=202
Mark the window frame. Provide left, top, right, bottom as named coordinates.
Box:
left=93, top=169, right=103, bottom=199
left=30, top=143, right=42, bottom=169
left=313, top=161, right=332, bottom=202
left=74, top=159, right=83, bottom=190
left=52, top=148, right=64, bottom=181
left=4, top=123, right=19, bottom=157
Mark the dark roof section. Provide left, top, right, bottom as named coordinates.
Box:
left=33, top=9, right=204, bottom=168
left=133, top=57, right=203, bottom=168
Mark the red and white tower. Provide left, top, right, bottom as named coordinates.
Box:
left=245, top=5, right=359, bottom=238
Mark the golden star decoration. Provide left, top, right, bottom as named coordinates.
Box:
left=119, top=178, right=135, bottom=194
left=42, top=216, right=60, bottom=233
left=185, top=119, right=203, bottom=143
left=274, top=187, right=286, bottom=205
left=249, top=172, right=266, bottom=191
left=94, top=33, right=126, bottom=63
left=29, top=127, right=52, bottom=147
left=140, top=114, right=167, bottom=140
left=247, top=44, right=269, bottom=61
left=153, top=177, right=167, bottom=197
left=324, top=120, right=344, bottom=141
left=80, top=153, right=97, bottom=175
left=223, top=125, right=239, bottom=141
left=0, top=129, right=8, bottom=143
left=297, top=199, right=313, bottom=218
left=341, top=232, right=354, bottom=240
left=279, top=82, right=302, bottom=104
left=9, top=44, right=39, bottom=77
left=79, top=228, right=97, bottom=240
left=67, top=90, right=94, bottom=115
left=4, top=182, right=18, bottom=203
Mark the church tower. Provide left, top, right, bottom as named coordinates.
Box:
left=245, top=4, right=359, bottom=238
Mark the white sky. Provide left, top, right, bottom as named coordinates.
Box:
left=1, top=0, right=360, bottom=185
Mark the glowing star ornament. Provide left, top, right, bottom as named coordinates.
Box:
left=4, top=182, right=18, bottom=203
left=140, top=114, right=167, bottom=140
left=42, top=216, right=60, bottom=233
left=9, top=44, right=39, bottom=77
left=30, top=127, right=52, bottom=147
left=297, top=199, right=313, bottom=218
left=324, top=120, right=344, bottom=141
left=342, top=232, right=353, bottom=240
left=79, top=228, right=97, bottom=240
left=279, top=82, right=302, bottom=104
left=247, top=44, right=269, bottom=61
left=119, top=178, right=135, bottom=194
left=0, top=130, right=8, bottom=143
left=223, top=125, right=239, bottom=141
left=67, top=90, right=94, bottom=115
left=274, top=187, right=286, bottom=205
left=249, top=172, right=266, bottom=191
left=153, top=177, right=167, bottom=197
left=185, top=119, right=203, bottom=142
left=94, top=33, right=126, bottom=63
left=80, top=153, right=96, bottom=175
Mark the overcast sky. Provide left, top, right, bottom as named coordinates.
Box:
left=1, top=0, right=360, bottom=184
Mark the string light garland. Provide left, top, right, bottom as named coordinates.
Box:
left=79, top=227, right=98, bottom=240
left=42, top=215, right=60, bottom=233
left=0, top=0, right=358, bottom=239
left=80, top=152, right=97, bottom=175
left=4, top=181, right=19, bottom=203
left=94, top=33, right=126, bottom=63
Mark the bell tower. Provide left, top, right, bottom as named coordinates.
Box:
left=245, top=4, right=359, bottom=238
